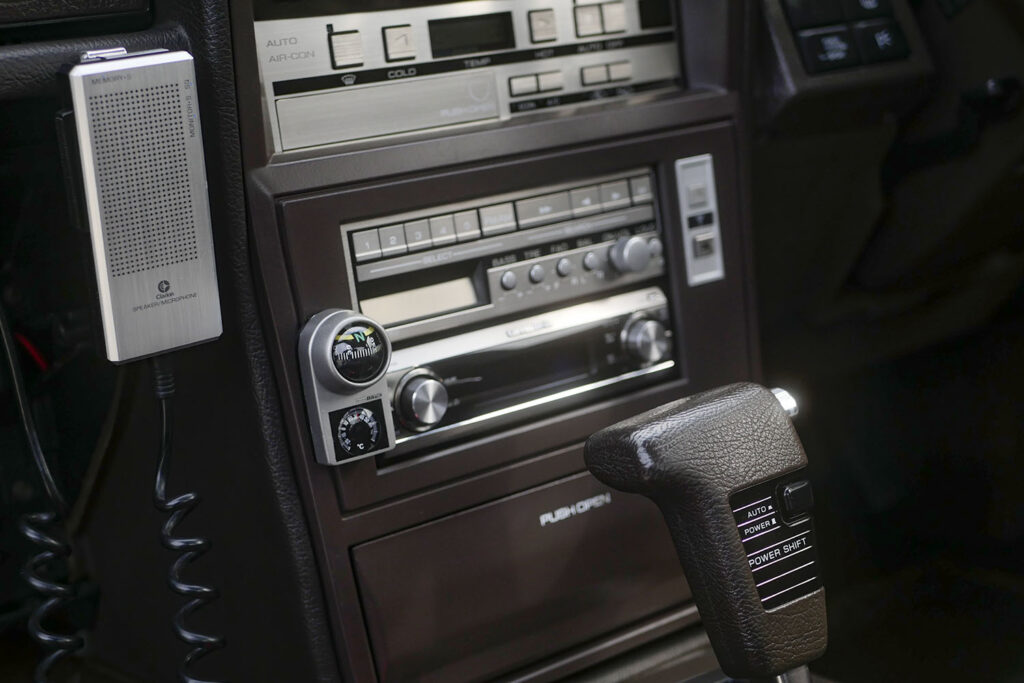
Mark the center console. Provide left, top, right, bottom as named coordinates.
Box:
left=234, top=0, right=757, bottom=679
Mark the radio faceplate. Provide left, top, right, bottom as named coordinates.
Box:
left=384, top=286, right=674, bottom=457
left=323, top=168, right=687, bottom=460
left=345, top=168, right=665, bottom=343
left=253, top=0, right=682, bottom=151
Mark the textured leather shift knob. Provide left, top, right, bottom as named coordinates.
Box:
left=584, top=383, right=827, bottom=679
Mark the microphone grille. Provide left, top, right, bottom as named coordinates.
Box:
left=88, top=82, right=200, bottom=278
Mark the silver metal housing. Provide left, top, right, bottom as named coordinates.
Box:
left=67, top=50, right=222, bottom=362
left=299, top=310, right=397, bottom=466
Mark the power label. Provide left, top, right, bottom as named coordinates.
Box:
left=730, top=471, right=822, bottom=611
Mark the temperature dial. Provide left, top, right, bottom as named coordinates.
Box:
left=397, top=372, right=449, bottom=430
left=622, top=318, right=670, bottom=365
left=336, top=406, right=381, bottom=456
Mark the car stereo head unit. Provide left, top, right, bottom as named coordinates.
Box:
left=299, top=166, right=697, bottom=464
left=253, top=0, right=682, bottom=151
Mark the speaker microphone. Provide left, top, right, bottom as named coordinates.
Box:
left=63, top=48, right=222, bottom=363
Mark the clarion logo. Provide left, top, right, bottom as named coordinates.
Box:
left=538, top=493, right=612, bottom=527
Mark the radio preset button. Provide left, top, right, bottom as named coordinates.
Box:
left=600, top=180, right=631, bottom=209
left=529, top=9, right=558, bottom=43
left=454, top=210, right=481, bottom=242
left=571, top=186, right=602, bottom=216
left=601, top=2, right=628, bottom=33
left=537, top=71, right=564, bottom=92
left=429, top=215, right=457, bottom=246
left=583, top=251, right=601, bottom=271
left=378, top=225, right=408, bottom=257
left=383, top=24, right=416, bottom=62
left=581, top=64, right=610, bottom=86
left=516, top=191, right=571, bottom=228
left=403, top=220, right=432, bottom=252
left=556, top=258, right=573, bottom=277
left=509, top=74, right=539, bottom=97
left=574, top=4, right=604, bottom=37
left=500, top=271, right=518, bottom=290
left=608, top=60, right=632, bottom=82
left=529, top=264, right=546, bottom=284
left=630, top=175, right=654, bottom=203
left=479, top=203, right=517, bottom=236
left=352, top=229, right=382, bottom=263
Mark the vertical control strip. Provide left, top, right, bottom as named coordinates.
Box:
left=299, top=310, right=396, bottom=465
left=730, top=471, right=821, bottom=611
left=675, top=154, right=725, bottom=286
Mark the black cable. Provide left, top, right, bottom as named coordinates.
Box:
left=150, top=357, right=225, bottom=683
left=0, top=303, right=67, bottom=516
left=0, top=301, right=84, bottom=682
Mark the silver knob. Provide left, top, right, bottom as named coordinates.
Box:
left=609, top=236, right=652, bottom=274
left=623, top=318, right=669, bottom=365
left=399, top=374, right=449, bottom=429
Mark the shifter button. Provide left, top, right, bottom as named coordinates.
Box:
left=781, top=480, right=814, bottom=520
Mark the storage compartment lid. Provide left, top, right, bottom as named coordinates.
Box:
left=353, top=471, right=691, bottom=682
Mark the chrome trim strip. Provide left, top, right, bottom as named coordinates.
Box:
left=388, top=286, right=668, bottom=372
left=395, top=360, right=675, bottom=445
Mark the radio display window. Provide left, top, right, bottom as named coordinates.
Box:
left=428, top=12, right=516, bottom=58
left=360, top=277, right=479, bottom=326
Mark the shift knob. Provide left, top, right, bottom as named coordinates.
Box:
left=584, top=383, right=827, bottom=679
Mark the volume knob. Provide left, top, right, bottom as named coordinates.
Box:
left=398, top=373, right=449, bottom=430
left=608, top=236, right=652, bottom=274
left=623, top=318, right=669, bottom=365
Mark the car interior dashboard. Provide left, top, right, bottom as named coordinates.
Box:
left=0, top=0, right=1022, bottom=682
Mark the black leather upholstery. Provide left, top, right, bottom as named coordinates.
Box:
left=585, top=383, right=828, bottom=679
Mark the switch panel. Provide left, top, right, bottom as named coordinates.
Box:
left=675, top=154, right=724, bottom=286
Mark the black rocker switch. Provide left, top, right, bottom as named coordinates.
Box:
left=781, top=480, right=815, bottom=521
left=585, top=383, right=827, bottom=680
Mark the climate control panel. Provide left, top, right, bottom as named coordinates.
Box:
left=253, top=0, right=681, bottom=150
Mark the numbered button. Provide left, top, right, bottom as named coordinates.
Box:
left=404, top=220, right=432, bottom=252
left=378, top=225, right=407, bottom=257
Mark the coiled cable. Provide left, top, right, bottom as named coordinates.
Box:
left=150, top=357, right=225, bottom=683
left=18, top=512, right=84, bottom=681
left=0, top=302, right=84, bottom=682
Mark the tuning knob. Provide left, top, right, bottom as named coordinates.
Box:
left=622, top=318, right=670, bottom=365
left=398, top=372, right=449, bottom=430
left=608, top=236, right=652, bottom=274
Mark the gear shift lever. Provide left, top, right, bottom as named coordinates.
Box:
left=585, top=383, right=827, bottom=680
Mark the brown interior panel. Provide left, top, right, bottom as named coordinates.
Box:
left=352, top=471, right=690, bottom=682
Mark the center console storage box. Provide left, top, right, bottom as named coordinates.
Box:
left=352, top=471, right=692, bottom=682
